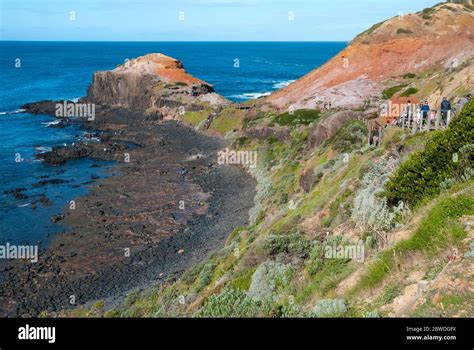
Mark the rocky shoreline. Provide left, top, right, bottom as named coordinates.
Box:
left=0, top=100, right=256, bottom=317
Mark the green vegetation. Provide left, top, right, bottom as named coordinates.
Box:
left=400, top=87, right=419, bottom=97
left=311, top=299, right=348, bottom=317
left=262, top=233, right=311, bottom=256
left=197, top=287, right=261, bottom=317
left=183, top=110, right=209, bottom=126
left=396, top=28, right=414, bottom=35
left=357, top=190, right=473, bottom=290
left=403, top=73, right=417, bottom=79
left=195, top=263, right=215, bottom=292
left=209, top=107, right=243, bottom=134
left=273, top=109, right=321, bottom=127
left=420, top=7, right=436, bottom=20
left=381, top=84, right=408, bottom=99
left=379, top=283, right=402, bottom=304
left=328, top=121, right=367, bottom=153
left=357, top=20, right=386, bottom=38
left=384, top=100, right=474, bottom=207
left=247, top=261, right=293, bottom=302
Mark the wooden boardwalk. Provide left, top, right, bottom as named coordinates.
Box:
left=367, top=108, right=454, bottom=146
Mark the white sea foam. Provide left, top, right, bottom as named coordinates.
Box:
left=0, top=109, right=26, bottom=115
left=231, top=92, right=272, bottom=100
left=42, top=120, right=61, bottom=127
left=273, top=80, right=295, bottom=89
left=34, top=146, right=52, bottom=154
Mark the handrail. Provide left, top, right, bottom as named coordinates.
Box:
left=396, top=108, right=452, bottom=132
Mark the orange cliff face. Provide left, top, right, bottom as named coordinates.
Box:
left=114, top=53, right=209, bottom=86
left=87, top=53, right=228, bottom=115
left=266, top=3, right=474, bottom=110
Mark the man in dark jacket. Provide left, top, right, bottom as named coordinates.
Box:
left=440, top=97, right=451, bottom=126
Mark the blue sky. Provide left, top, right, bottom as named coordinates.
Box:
left=1, top=0, right=439, bottom=41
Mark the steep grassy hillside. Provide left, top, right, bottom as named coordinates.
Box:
left=62, top=101, right=473, bottom=318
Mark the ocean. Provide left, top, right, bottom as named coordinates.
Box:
left=0, top=41, right=346, bottom=246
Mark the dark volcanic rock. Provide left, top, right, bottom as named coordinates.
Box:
left=21, top=100, right=58, bottom=115
left=3, top=187, right=29, bottom=200
left=36, top=145, right=92, bottom=166
left=32, top=179, right=70, bottom=187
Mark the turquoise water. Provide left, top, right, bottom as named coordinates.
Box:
left=0, top=41, right=346, bottom=245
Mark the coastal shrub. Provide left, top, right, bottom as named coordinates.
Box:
left=197, top=287, right=260, bottom=317
left=311, top=299, right=347, bottom=317
left=248, top=261, right=293, bottom=302
left=329, top=121, right=367, bottom=153
left=306, top=235, right=344, bottom=276
left=400, top=87, right=419, bottom=97
left=307, top=241, right=324, bottom=275
left=396, top=28, right=414, bottom=35
left=421, top=7, right=436, bottom=15
left=384, top=100, right=474, bottom=207
left=356, top=20, right=386, bottom=38
left=195, top=263, right=216, bottom=292
left=364, top=311, right=380, bottom=318
left=273, top=109, right=321, bottom=127
left=381, top=84, right=408, bottom=99
left=403, top=73, right=417, bottom=79
left=353, top=189, right=396, bottom=244
left=262, top=233, right=311, bottom=256
left=352, top=157, right=404, bottom=245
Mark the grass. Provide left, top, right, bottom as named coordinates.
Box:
left=183, top=111, right=209, bottom=126
left=381, top=84, right=408, bottom=99
left=297, top=258, right=353, bottom=304
left=209, top=107, right=243, bottom=134
left=411, top=293, right=472, bottom=317
left=273, top=109, right=321, bottom=127
left=355, top=186, right=473, bottom=291
left=231, top=268, right=256, bottom=291
left=379, top=283, right=402, bottom=304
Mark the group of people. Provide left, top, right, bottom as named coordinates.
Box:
left=407, top=94, right=471, bottom=127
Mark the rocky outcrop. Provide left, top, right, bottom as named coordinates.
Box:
left=266, top=3, right=474, bottom=110
left=308, top=110, right=359, bottom=148
left=244, top=124, right=292, bottom=143
left=87, top=53, right=228, bottom=118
